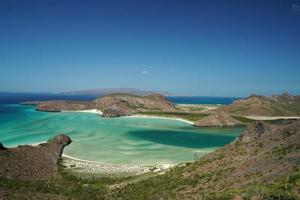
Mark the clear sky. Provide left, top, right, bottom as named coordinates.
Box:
left=0, top=0, right=299, bottom=97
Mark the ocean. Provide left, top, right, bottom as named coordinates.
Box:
left=0, top=93, right=240, bottom=105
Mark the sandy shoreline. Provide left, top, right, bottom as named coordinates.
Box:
left=62, top=109, right=103, bottom=115
left=124, top=114, right=194, bottom=124
left=63, top=109, right=194, bottom=124
left=20, top=141, right=170, bottom=176
left=62, top=154, right=173, bottom=176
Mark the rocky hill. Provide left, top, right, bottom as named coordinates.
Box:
left=95, top=93, right=177, bottom=117
left=21, top=93, right=176, bottom=117
left=215, top=93, right=300, bottom=116
left=194, top=112, right=242, bottom=127
left=0, top=134, right=71, bottom=180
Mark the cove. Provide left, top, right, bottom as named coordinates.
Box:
left=0, top=104, right=243, bottom=165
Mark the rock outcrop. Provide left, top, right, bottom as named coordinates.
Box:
left=194, top=112, right=242, bottom=127
left=215, top=93, right=300, bottom=116
left=0, top=134, right=71, bottom=180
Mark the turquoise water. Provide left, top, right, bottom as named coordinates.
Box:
left=0, top=104, right=242, bottom=165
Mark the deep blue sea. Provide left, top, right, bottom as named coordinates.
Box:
left=0, top=93, right=240, bottom=105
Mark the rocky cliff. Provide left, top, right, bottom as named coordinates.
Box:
left=0, top=134, right=71, bottom=180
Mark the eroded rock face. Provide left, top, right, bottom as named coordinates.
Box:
left=0, top=134, right=71, bottom=180
left=194, top=112, right=242, bottom=127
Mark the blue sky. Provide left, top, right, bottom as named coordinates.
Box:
left=0, top=0, right=299, bottom=96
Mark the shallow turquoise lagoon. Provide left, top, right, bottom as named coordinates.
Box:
left=0, top=104, right=243, bottom=165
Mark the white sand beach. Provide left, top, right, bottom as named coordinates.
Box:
left=63, top=109, right=194, bottom=124
left=62, top=109, right=103, bottom=115
left=26, top=140, right=172, bottom=176
left=124, top=114, right=194, bottom=124
left=62, top=154, right=173, bottom=176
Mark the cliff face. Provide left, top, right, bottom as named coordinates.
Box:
left=194, top=112, right=242, bottom=127
left=215, top=93, right=300, bottom=116
left=114, top=120, right=300, bottom=199
left=0, top=134, right=71, bottom=180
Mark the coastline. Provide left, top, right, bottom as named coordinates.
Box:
left=62, top=109, right=194, bottom=124
left=124, top=114, right=194, bottom=124
left=62, top=154, right=173, bottom=176
left=62, top=109, right=103, bottom=115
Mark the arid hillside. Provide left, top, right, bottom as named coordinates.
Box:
left=215, top=93, right=300, bottom=116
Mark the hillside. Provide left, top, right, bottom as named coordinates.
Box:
left=95, top=93, right=177, bottom=117
left=215, top=93, right=300, bottom=117
left=194, top=112, right=242, bottom=127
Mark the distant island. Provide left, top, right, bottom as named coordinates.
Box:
left=60, top=88, right=173, bottom=96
